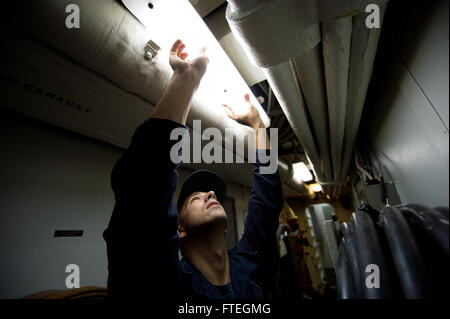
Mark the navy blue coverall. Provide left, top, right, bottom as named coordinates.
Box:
left=103, top=118, right=284, bottom=299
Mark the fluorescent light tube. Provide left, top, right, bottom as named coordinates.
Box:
left=310, top=183, right=323, bottom=192
left=292, top=162, right=313, bottom=183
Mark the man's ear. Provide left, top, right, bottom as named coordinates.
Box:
left=177, top=224, right=187, bottom=239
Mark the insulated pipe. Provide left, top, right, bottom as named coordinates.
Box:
left=263, top=62, right=323, bottom=181
left=322, top=17, right=352, bottom=183
left=226, top=0, right=389, bottom=187
left=339, top=2, right=389, bottom=181
left=226, top=0, right=322, bottom=68
left=227, top=0, right=330, bottom=184
left=227, top=0, right=270, bottom=15
left=6, top=0, right=310, bottom=194
left=293, top=44, right=333, bottom=182
left=225, top=0, right=385, bottom=68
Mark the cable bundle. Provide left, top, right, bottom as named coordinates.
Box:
left=336, top=204, right=449, bottom=299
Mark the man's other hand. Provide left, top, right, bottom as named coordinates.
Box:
left=169, top=39, right=209, bottom=80
left=222, top=94, right=264, bottom=130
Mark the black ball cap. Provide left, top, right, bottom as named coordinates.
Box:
left=177, top=170, right=227, bottom=212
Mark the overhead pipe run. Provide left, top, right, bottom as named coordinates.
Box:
left=226, top=0, right=322, bottom=68
left=322, top=17, right=352, bottom=182
left=339, top=1, right=389, bottom=182
left=263, top=62, right=323, bottom=182
left=293, top=43, right=333, bottom=182
left=226, top=0, right=389, bottom=189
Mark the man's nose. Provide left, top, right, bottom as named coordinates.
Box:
left=205, top=191, right=217, bottom=201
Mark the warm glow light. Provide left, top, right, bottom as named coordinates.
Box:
left=310, top=183, right=323, bottom=192
left=292, top=162, right=313, bottom=183
left=128, top=0, right=270, bottom=126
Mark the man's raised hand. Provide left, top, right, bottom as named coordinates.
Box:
left=222, top=93, right=264, bottom=130
left=169, top=39, right=209, bottom=80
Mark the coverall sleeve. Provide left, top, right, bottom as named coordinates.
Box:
left=235, top=149, right=284, bottom=295
left=103, top=118, right=188, bottom=299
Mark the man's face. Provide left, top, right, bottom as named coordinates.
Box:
left=178, top=190, right=227, bottom=238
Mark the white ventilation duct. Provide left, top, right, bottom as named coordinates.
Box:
left=339, top=10, right=388, bottom=182
left=226, top=0, right=389, bottom=187
left=323, top=17, right=352, bottom=182
left=293, top=45, right=333, bottom=182
left=1, top=0, right=311, bottom=196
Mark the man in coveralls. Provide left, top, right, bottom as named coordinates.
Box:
left=103, top=39, right=284, bottom=300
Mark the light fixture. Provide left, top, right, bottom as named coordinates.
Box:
left=310, top=183, right=323, bottom=192
left=121, top=0, right=270, bottom=126
left=292, top=161, right=313, bottom=183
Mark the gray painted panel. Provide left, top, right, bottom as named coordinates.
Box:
left=365, top=1, right=449, bottom=207
left=0, top=111, right=122, bottom=298
left=399, top=0, right=449, bottom=129
left=369, top=59, right=449, bottom=206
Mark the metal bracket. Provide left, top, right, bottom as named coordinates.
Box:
left=144, top=40, right=160, bottom=61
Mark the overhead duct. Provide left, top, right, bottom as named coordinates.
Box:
left=322, top=17, right=352, bottom=182
left=293, top=44, right=333, bottom=182
left=226, top=0, right=389, bottom=187
left=339, top=6, right=388, bottom=182
left=1, top=0, right=311, bottom=196
left=264, top=62, right=322, bottom=180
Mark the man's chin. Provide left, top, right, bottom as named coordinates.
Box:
left=206, top=211, right=228, bottom=227
left=190, top=216, right=227, bottom=235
